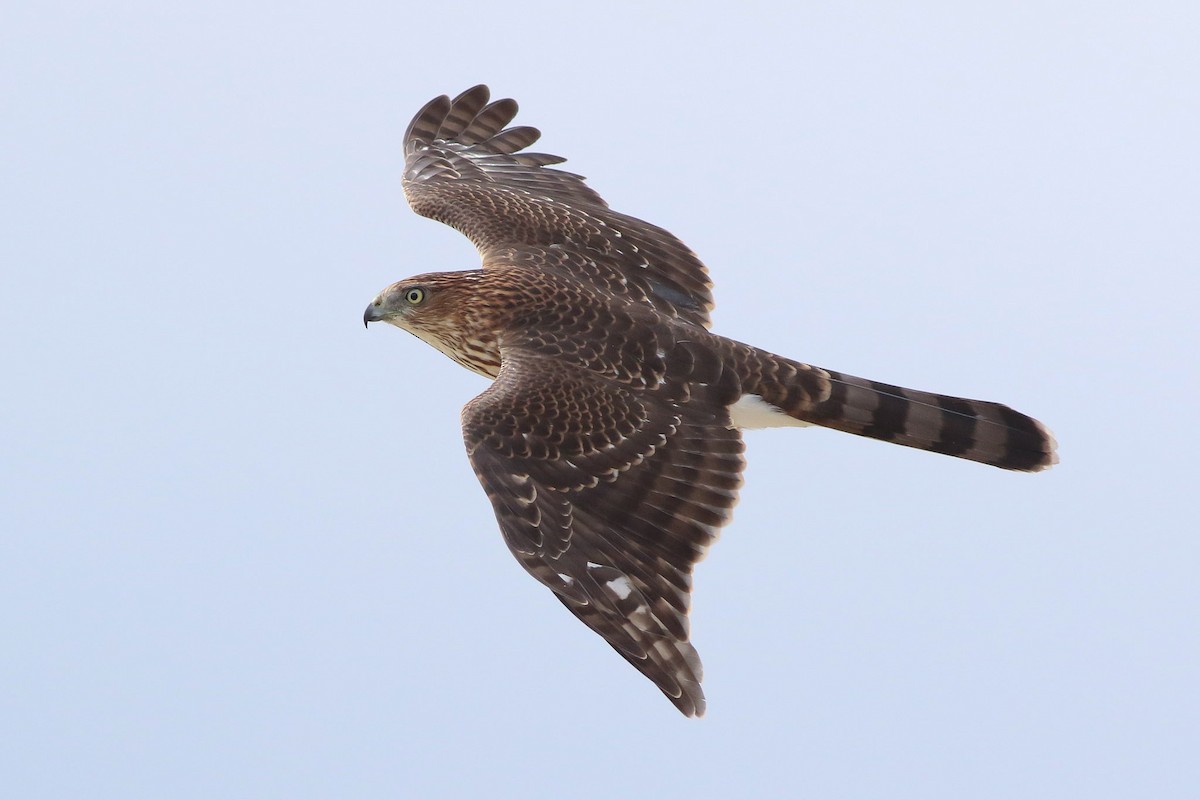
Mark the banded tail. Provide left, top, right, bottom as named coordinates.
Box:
left=737, top=347, right=1058, bottom=472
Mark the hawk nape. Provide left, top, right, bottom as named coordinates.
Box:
left=364, top=85, right=1057, bottom=717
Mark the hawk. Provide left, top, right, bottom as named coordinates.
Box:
left=364, top=86, right=1057, bottom=717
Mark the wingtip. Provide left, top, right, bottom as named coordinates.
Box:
left=452, top=84, right=491, bottom=105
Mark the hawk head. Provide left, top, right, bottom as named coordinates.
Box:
left=363, top=271, right=501, bottom=377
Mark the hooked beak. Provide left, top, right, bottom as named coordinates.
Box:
left=363, top=300, right=384, bottom=328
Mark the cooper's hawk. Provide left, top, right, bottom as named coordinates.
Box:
left=364, top=86, right=1057, bottom=717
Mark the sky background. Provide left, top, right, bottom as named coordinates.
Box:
left=3, top=2, right=1197, bottom=798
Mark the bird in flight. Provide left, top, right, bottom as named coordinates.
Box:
left=364, top=85, right=1057, bottom=717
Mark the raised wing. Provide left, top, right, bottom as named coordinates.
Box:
left=462, top=352, right=745, bottom=716
left=403, top=85, right=715, bottom=328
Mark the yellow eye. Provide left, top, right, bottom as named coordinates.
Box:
left=404, top=287, right=426, bottom=305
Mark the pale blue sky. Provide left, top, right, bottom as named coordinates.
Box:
left=3, top=2, right=1197, bottom=798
